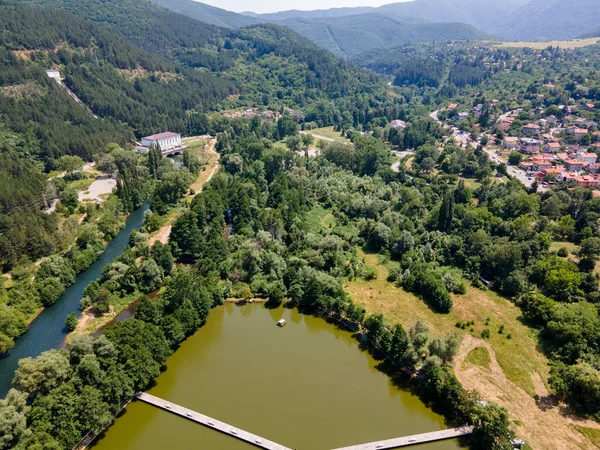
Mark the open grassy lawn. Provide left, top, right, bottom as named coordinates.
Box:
left=310, top=126, right=350, bottom=142
left=68, top=176, right=96, bottom=192
left=549, top=241, right=579, bottom=256
left=464, top=346, right=492, bottom=370
left=345, top=251, right=549, bottom=397
left=494, top=38, right=600, bottom=49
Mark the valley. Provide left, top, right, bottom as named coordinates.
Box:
left=1, top=1, right=600, bottom=450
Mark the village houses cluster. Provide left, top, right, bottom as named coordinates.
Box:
left=495, top=103, right=600, bottom=190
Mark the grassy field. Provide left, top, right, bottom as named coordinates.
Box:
left=345, top=251, right=549, bottom=396
left=309, top=126, right=350, bottom=143
left=67, top=176, right=96, bottom=193
left=464, top=346, right=492, bottom=370
left=494, top=38, right=600, bottom=49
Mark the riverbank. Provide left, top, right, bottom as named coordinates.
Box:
left=0, top=202, right=150, bottom=397
left=71, top=141, right=219, bottom=336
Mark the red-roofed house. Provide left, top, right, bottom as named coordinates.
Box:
left=447, top=103, right=458, bottom=110
left=503, top=136, right=519, bottom=149
left=523, top=123, right=541, bottom=135
left=579, top=153, right=598, bottom=165
left=568, top=127, right=589, bottom=140
left=537, top=167, right=565, bottom=181
left=564, top=159, right=587, bottom=171
left=544, top=142, right=561, bottom=152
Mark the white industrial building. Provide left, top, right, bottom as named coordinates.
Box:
left=46, top=68, right=61, bottom=79
left=139, top=132, right=182, bottom=153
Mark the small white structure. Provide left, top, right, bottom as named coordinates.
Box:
left=277, top=319, right=286, bottom=327
left=141, top=132, right=182, bottom=153
left=390, top=120, right=407, bottom=129
left=46, top=68, right=61, bottom=79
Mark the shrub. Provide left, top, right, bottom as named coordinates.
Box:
left=361, top=265, right=378, bottom=281
left=481, top=329, right=490, bottom=339
left=65, top=313, right=78, bottom=331
left=557, top=247, right=569, bottom=257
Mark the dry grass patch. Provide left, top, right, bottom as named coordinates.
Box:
left=494, top=38, right=600, bottom=49
left=345, top=251, right=548, bottom=396
left=309, top=126, right=350, bottom=142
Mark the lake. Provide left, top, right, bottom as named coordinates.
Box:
left=91, top=303, right=461, bottom=450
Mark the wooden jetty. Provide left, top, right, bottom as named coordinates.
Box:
left=135, top=392, right=293, bottom=450
left=332, top=426, right=474, bottom=450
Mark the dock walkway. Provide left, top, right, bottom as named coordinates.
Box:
left=135, top=392, right=293, bottom=450
left=332, top=426, right=474, bottom=450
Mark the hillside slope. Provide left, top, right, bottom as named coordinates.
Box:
left=248, top=0, right=527, bottom=35
left=149, top=0, right=260, bottom=28
left=491, top=0, right=600, bottom=41
left=279, top=14, right=490, bottom=58
left=25, top=0, right=388, bottom=111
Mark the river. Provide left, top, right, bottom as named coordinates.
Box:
left=0, top=203, right=149, bottom=397
left=91, top=303, right=461, bottom=450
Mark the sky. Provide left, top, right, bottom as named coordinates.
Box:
left=199, top=0, right=410, bottom=14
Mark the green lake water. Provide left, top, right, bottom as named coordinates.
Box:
left=91, top=303, right=461, bottom=450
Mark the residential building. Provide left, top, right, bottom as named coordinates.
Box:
left=503, top=136, right=519, bottom=149
left=522, top=123, right=541, bottom=135
left=447, top=103, right=458, bottom=110
left=520, top=138, right=541, bottom=154
left=564, top=159, right=587, bottom=171
left=537, top=167, right=565, bottom=181
left=578, top=152, right=598, bottom=165
left=544, top=142, right=561, bottom=152
left=457, top=112, right=469, bottom=122
left=531, top=155, right=553, bottom=171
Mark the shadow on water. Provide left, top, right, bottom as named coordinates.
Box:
left=0, top=202, right=150, bottom=397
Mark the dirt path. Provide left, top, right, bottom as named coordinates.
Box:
left=455, top=334, right=599, bottom=449
left=148, top=138, right=219, bottom=246
left=300, top=130, right=337, bottom=143
left=149, top=224, right=172, bottom=246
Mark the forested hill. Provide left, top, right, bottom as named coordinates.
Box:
left=490, top=0, right=600, bottom=41
left=148, top=0, right=260, bottom=28
left=23, top=0, right=392, bottom=115
left=0, top=2, right=235, bottom=142
left=277, top=14, right=489, bottom=59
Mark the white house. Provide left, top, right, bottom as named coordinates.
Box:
left=457, top=112, right=470, bottom=122
left=46, top=68, right=61, bottom=79
left=390, top=120, right=407, bottom=129
left=140, top=132, right=182, bottom=152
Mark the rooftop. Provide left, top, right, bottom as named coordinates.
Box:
left=142, top=132, right=180, bottom=141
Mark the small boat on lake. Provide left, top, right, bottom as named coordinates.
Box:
left=277, top=319, right=286, bottom=327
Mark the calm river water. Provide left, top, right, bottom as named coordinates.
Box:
left=0, top=203, right=149, bottom=397
left=91, top=303, right=460, bottom=450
